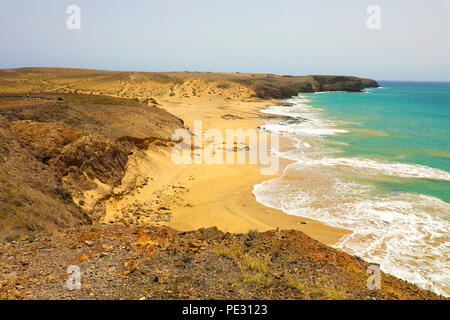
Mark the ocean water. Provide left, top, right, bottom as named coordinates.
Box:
left=254, top=81, right=450, bottom=296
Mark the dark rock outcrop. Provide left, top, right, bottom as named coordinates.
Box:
left=238, top=75, right=379, bottom=99
left=312, top=75, right=379, bottom=92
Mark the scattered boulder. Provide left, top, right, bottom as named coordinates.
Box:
left=220, top=114, right=243, bottom=120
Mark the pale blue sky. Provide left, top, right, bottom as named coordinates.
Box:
left=1, top=0, right=449, bottom=81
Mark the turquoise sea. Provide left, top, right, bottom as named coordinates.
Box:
left=254, top=82, right=450, bottom=296
left=315, top=82, right=450, bottom=203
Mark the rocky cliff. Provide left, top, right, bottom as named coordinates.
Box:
left=0, top=93, right=183, bottom=237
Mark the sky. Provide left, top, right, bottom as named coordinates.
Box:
left=0, top=0, right=449, bottom=81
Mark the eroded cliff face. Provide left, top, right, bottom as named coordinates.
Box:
left=312, top=75, right=379, bottom=92
left=0, top=93, right=184, bottom=236
left=236, top=75, right=379, bottom=98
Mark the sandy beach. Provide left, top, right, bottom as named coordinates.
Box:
left=102, top=95, right=349, bottom=245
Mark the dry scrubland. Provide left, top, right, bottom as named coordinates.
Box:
left=0, top=225, right=440, bottom=300
left=0, top=67, right=378, bottom=99
left=0, top=68, right=441, bottom=299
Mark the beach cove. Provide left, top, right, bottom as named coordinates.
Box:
left=102, top=93, right=350, bottom=246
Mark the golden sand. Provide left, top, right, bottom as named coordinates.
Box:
left=103, top=95, right=349, bottom=245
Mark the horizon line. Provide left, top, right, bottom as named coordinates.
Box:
left=1, top=66, right=449, bottom=83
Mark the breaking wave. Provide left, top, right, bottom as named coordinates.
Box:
left=254, top=94, right=450, bottom=296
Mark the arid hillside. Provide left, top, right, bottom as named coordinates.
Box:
left=0, top=92, right=183, bottom=237
left=0, top=225, right=442, bottom=300
left=0, top=68, right=378, bottom=101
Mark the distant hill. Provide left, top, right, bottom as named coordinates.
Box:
left=0, top=68, right=378, bottom=100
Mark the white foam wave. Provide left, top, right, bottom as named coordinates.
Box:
left=261, top=98, right=349, bottom=137
left=313, top=91, right=346, bottom=94
left=262, top=98, right=450, bottom=182
left=263, top=123, right=349, bottom=136
left=292, top=157, right=450, bottom=182
left=256, top=94, right=450, bottom=296
left=253, top=177, right=450, bottom=296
